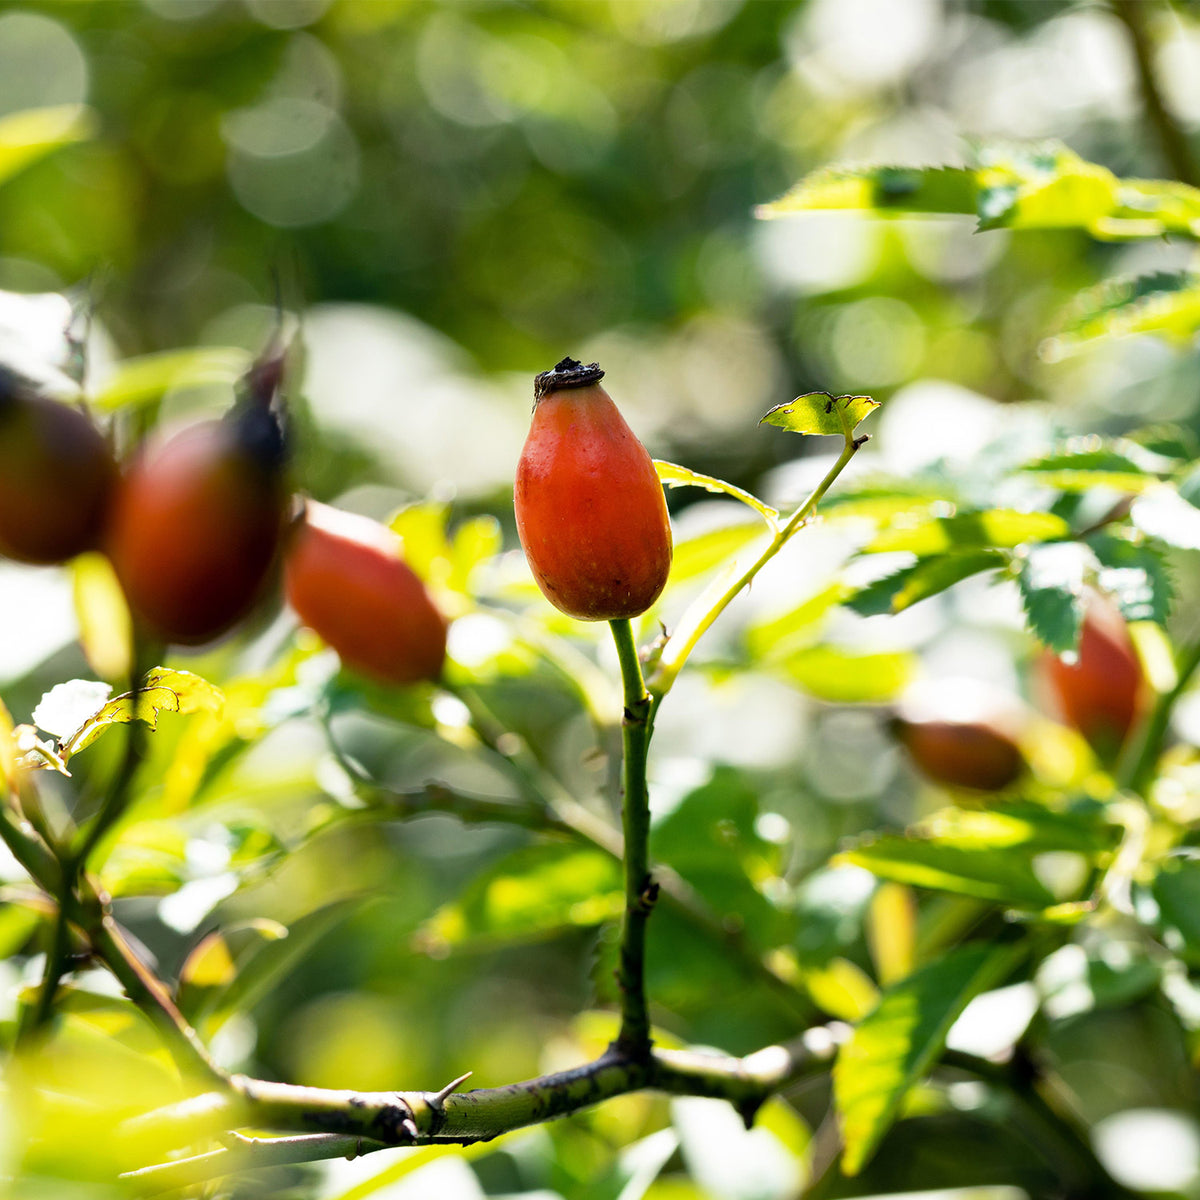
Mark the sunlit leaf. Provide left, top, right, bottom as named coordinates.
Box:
left=760, top=392, right=878, bottom=438
left=72, top=553, right=133, bottom=680
left=448, top=515, right=502, bottom=593
left=834, top=942, right=1021, bottom=1175
left=866, top=509, right=1068, bottom=555
left=838, top=804, right=1111, bottom=906
left=778, top=645, right=914, bottom=703
left=845, top=551, right=1004, bottom=616
left=669, top=521, right=767, bottom=586
left=1016, top=445, right=1159, bottom=492
left=756, top=164, right=976, bottom=219
left=745, top=583, right=847, bottom=659
left=59, top=668, right=224, bottom=762
left=179, top=930, right=237, bottom=989
left=0, top=104, right=96, bottom=188
left=91, top=347, right=250, bottom=412
left=1090, top=533, right=1174, bottom=625
left=417, top=843, right=623, bottom=953
left=1017, top=542, right=1089, bottom=654
left=654, top=461, right=778, bottom=524
left=867, top=883, right=917, bottom=987
left=389, top=502, right=450, bottom=582
left=1047, top=271, right=1200, bottom=355
left=804, top=957, right=880, bottom=1022
left=975, top=142, right=1117, bottom=233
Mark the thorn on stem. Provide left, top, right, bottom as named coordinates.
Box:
left=430, top=1071, right=473, bottom=1111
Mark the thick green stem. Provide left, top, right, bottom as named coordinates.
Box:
left=125, top=1032, right=840, bottom=1191
left=609, top=617, right=654, bottom=1059
left=1117, top=635, right=1200, bottom=797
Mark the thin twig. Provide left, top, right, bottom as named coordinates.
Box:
left=1111, top=0, right=1200, bottom=187
left=647, top=432, right=865, bottom=704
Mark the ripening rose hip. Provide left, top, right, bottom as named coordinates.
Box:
left=893, top=679, right=1028, bottom=793
left=107, top=352, right=289, bottom=644
left=1038, top=590, right=1145, bottom=757
left=0, top=377, right=114, bottom=565
left=285, top=501, right=447, bottom=685
left=514, top=358, right=672, bottom=621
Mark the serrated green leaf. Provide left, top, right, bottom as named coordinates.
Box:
left=866, top=509, right=1068, bottom=555
left=834, top=942, right=1022, bottom=1175
left=975, top=143, right=1117, bottom=233
left=59, top=668, right=224, bottom=762
left=1090, top=533, right=1174, bottom=625
left=91, top=347, right=251, bottom=412
left=756, top=164, right=977, bottom=219
left=838, top=837, right=1053, bottom=906
left=760, top=392, right=878, bottom=439
left=1017, top=542, right=1089, bottom=654
left=654, top=461, right=778, bottom=525
left=1017, top=445, right=1160, bottom=493
left=778, top=645, right=913, bottom=703
left=0, top=104, right=96, bottom=187
left=837, top=803, right=1110, bottom=906
left=845, top=551, right=1005, bottom=617
left=1048, top=271, right=1200, bottom=355
left=418, top=843, right=623, bottom=953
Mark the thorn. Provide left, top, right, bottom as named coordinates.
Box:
left=401, top=1117, right=420, bottom=1142
left=430, top=1071, right=473, bottom=1111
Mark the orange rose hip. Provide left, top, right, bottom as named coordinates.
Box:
left=514, top=358, right=672, bottom=621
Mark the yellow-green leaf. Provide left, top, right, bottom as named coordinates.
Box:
left=60, top=668, right=224, bottom=762
left=835, top=943, right=1021, bottom=1175
left=760, top=392, right=878, bottom=439
left=866, top=510, right=1069, bottom=555
left=72, top=553, right=133, bottom=681
left=654, top=460, right=778, bottom=525
left=91, top=347, right=250, bottom=412
left=0, top=104, right=96, bottom=188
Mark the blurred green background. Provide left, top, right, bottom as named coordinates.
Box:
left=6, top=1, right=1200, bottom=1198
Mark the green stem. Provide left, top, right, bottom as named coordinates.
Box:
left=648, top=433, right=863, bottom=703
left=1117, top=635, right=1200, bottom=797
left=90, top=907, right=225, bottom=1083
left=122, top=1133, right=382, bottom=1196
left=609, top=617, right=654, bottom=1059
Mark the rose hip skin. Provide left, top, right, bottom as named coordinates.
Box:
left=108, top=414, right=287, bottom=644
left=0, top=388, right=114, bottom=565
left=515, top=359, right=671, bottom=622
left=1040, top=593, right=1145, bottom=757
left=285, top=501, right=447, bottom=686
left=896, top=718, right=1025, bottom=792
